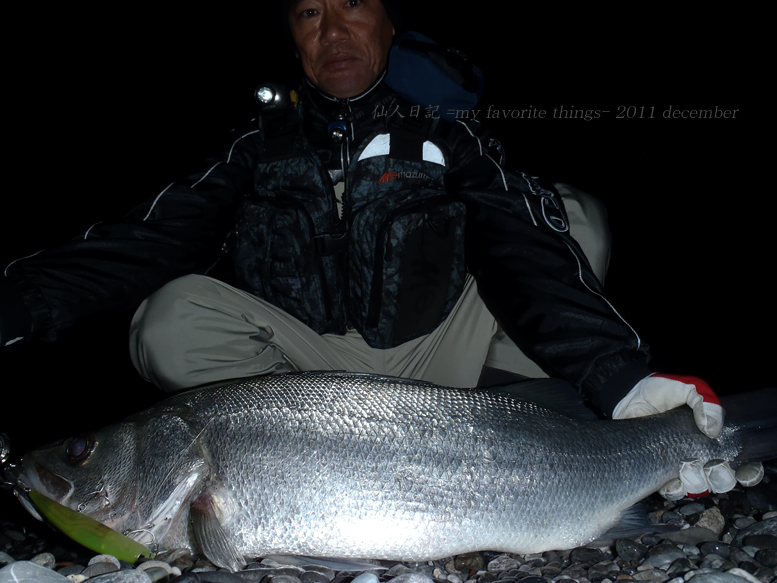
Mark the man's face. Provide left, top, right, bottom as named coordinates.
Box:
left=289, top=0, right=394, bottom=99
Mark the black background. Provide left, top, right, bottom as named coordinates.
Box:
left=0, top=4, right=772, bottom=458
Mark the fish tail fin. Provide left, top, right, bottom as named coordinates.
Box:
left=721, top=387, right=777, bottom=463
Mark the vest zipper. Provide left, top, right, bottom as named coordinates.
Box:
left=275, top=194, right=334, bottom=325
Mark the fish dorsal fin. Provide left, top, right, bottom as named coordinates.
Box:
left=191, top=491, right=246, bottom=572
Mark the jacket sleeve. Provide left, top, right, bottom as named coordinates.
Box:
left=2, top=127, right=263, bottom=342
left=444, top=120, right=653, bottom=415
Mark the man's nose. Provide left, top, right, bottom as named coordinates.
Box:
left=320, top=9, right=350, bottom=43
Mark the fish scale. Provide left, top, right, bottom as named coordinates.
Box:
left=14, top=372, right=746, bottom=565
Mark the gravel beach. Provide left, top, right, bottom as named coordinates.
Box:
left=2, top=461, right=775, bottom=583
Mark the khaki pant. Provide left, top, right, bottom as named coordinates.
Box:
left=130, top=183, right=610, bottom=392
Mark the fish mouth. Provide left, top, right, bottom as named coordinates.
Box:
left=17, top=457, right=74, bottom=503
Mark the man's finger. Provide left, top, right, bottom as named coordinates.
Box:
left=736, top=462, right=764, bottom=487
left=679, top=458, right=710, bottom=497
left=704, top=459, right=737, bottom=493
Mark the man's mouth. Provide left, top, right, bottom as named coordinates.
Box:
left=324, top=54, right=359, bottom=71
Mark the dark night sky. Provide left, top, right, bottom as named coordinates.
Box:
left=1, top=4, right=772, bottom=452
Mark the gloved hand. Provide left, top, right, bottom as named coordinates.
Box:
left=613, top=373, right=763, bottom=498
left=613, top=373, right=724, bottom=438
left=658, top=460, right=764, bottom=500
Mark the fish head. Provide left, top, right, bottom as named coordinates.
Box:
left=15, top=422, right=141, bottom=530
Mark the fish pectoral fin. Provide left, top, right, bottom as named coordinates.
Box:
left=190, top=492, right=246, bottom=572
left=589, top=503, right=678, bottom=546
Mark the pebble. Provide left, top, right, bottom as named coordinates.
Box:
left=744, top=535, right=777, bottom=550
left=383, top=574, right=434, bottom=583
left=351, top=573, right=380, bottom=583
left=723, top=568, right=761, bottom=583
left=753, top=549, right=777, bottom=567
left=642, top=550, right=686, bottom=569
left=486, top=555, right=520, bottom=573
left=700, top=542, right=731, bottom=559
left=692, top=508, right=727, bottom=536
left=31, top=551, right=57, bottom=569
left=300, top=571, right=332, bottom=583
left=732, top=519, right=777, bottom=546
left=171, top=571, right=244, bottom=582
left=569, top=547, right=608, bottom=566
left=137, top=559, right=179, bottom=576
left=679, top=503, right=707, bottom=516
left=684, top=574, right=751, bottom=583
left=633, top=567, right=669, bottom=581
left=662, top=527, right=720, bottom=546
left=453, top=552, right=485, bottom=573
left=142, top=566, right=173, bottom=582
left=58, top=564, right=86, bottom=577
left=616, top=539, right=649, bottom=562
left=82, top=561, right=120, bottom=578
left=88, top=571, right=154, bottom=582
left=665, top=557, right=694, bottom=577
left=734, top=518, right=757, bottom=530
left=0, top=560, right=70, bottom=582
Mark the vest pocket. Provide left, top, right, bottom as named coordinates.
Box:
left=350, top=192, right=467, bottom=348
left=232, top=197, right=336, bottom=334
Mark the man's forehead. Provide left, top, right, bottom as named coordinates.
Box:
left=287, top=0, right=315, bottom=10
left=284, top=0, right=305, bottom=15
left=286, top=0, right=393, bottom=12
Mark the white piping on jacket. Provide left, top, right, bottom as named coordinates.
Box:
left=563, top=239, right=642, bottom=350
left=142, top=129, right=262, bottom=221
left=4, top=250, right=44, bottom=276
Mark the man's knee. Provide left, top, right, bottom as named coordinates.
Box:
left=129, top=275, right=219, bottom=389
left=554, top=182, right=611, bottom=285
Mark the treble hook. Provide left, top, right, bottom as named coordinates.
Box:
left=1, top=432, right=17, bottom=491
left=0, top=432, right=45, bottom=522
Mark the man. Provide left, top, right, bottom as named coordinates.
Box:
left=0, top=0, right=756, bottom=496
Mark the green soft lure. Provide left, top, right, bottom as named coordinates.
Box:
left=28, top=489, right=153, bottom=563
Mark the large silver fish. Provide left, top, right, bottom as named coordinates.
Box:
left=7, top=373, right=773, bottom=570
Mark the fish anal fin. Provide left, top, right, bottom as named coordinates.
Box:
left=263, top=555, right=389, bottom=571
left=588, top=504, right=677, bottom=547
left=191, top=491, right=246, bottom=572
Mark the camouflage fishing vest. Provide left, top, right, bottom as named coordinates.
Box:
left=232, top=111, right=467, bottom=349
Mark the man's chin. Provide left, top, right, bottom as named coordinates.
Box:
left=315, top=69, right=379, bottom=99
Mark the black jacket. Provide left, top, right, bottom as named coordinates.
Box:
left=0, top=79, right=653, bottom=414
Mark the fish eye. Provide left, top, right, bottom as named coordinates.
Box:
left=65, top=434, right=95, bottom=466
